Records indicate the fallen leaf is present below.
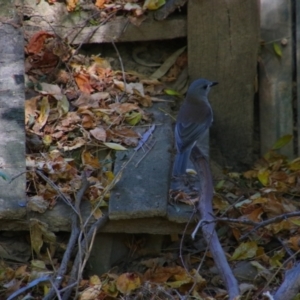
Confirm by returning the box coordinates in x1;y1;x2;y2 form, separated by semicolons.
31;259;47;269
110;103;140;114
60;137;86;151
33;96;50;132
66;0;78;11
103;143;127;151
27;195;49;213
74;72;94;94
37;83;61;95
151;46;186;79
43;134;52;147
116;273;141;294
82;150;101;169
25;96;39;124
90;126;107;142
273;42;282;58
164;89;182;97
125;111;142;125
79;285;102;300
57;95;70;116
95;0;105;8
257;168;270;186
26;31;55;55
272;134;292;150
230;241;258;260
124;3;142;11
269;249;285;267
0;171;10;181
113;79;145;96
288;236;300;251
143;0;165;10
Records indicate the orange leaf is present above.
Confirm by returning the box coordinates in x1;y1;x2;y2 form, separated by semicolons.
116;273;141;295
25;96;39;125
246;207;263;222
33;96;50;132
26;31;55;54
110;103;140;114
81;114;95;129
95;0;105;8
74;73;94;94
66;0;78;11
81;150;101;169
288;236;300;251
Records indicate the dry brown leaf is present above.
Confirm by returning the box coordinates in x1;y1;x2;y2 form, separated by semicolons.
116;273;141;295
90;126;107;142
33;96;50;132
25;96;39;125
82;150;101;169
66;0;78;11
26;31;55;55
110;103;140;114
95;0;106;8
74;73;94;94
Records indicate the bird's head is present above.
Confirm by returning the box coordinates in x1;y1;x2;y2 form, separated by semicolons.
187;78;218;100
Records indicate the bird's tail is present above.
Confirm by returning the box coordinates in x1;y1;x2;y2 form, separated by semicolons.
172;150;191;177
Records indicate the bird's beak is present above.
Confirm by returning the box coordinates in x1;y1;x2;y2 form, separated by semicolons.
210;81;218;87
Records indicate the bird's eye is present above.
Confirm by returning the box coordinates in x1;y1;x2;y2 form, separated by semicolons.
203;85;208;89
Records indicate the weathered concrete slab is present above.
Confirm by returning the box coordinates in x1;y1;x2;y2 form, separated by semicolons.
260;0;293;157
0;201;195;234
23;0;186;44
188;0;259;169
0;2;27;219
109;103;173;220
167;203;194;223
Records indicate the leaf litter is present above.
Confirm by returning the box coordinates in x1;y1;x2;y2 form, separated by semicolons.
6;11;300;299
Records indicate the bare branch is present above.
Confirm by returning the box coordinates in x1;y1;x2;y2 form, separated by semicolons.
190;146;240;300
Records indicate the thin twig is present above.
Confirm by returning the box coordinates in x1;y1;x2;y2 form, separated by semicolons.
135;139;156;167
179;208;196;270
49;279;63;300
35;169;78;215
111;40;127;102
8;171;27;184
69;11;117;58
158;107;176;121
61;214;109;300
43;174;90;300
240;211;300;240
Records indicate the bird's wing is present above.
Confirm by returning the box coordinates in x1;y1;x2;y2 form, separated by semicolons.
175;121;210;153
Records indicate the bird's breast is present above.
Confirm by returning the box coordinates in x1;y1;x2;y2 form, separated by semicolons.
177;101;212;125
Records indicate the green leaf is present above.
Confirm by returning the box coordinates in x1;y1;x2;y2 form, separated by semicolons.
103;143;127;151
164;89;182;97
31;259;47;270
272;134;293;150
143;0;166;10
290;158;300;171
269;249;284;267
0;171;9;181
230;241;258;260
125;111;142;126
273;42;282;57
290;218;300;226
257;168;270;186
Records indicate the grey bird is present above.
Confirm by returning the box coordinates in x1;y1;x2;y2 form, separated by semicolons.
172;78;218;177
